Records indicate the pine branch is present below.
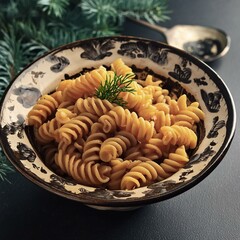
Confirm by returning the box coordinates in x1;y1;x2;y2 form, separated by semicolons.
119;0;171;24
79;0;171;34
0;26;45;82
37;0;70;18
80;0;119;25
0;147;14;183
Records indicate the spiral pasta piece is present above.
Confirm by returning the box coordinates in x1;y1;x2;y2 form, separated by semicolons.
124;145;143;160
41;143;64;175
137;74;162;87
90;122;105;134
55;108;76;124
56;80;75;91
74;97;115;116
137;100;171;128
57;112;98;144
55;147;111;186
36;118;61;143
159;145;189;178
99;131;138;162
161;125;197;149
138;75;169;104
62;66;108;101
71;160;111;186
51;91;64;105
154;102;170;113
73;137;85;155
126;137;174;162
171;95;205;128
27;94;59;127
118;79;152;111
82;132;108;162
58;101;75;111
55;141;82;175
35;108;77;144
98;106;155;142
119;91;151;112
119;78;156;113
154;111;172;131
121;146;189;189
153;88;169;104
111;58;134;77
107;158;132;190
141;138;163;160
121;160;163;190
174;103;205;125
167;97;182;115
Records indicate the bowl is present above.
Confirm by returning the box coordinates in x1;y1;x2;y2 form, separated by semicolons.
0;36;236;210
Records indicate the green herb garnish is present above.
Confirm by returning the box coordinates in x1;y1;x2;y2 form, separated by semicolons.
96;73;136;107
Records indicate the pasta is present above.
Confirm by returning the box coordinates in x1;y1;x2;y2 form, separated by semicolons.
74;97;116;116
27;93;60;127
57;112;98;144
55;146;111;186
121;160;163;190
70;160;111;186
41;143;64;175
111;58;134;77
82;131;108;162
98;106;155;141
99;131;138;162
36;118;61;144
62;66;110;101
159;145;189;178
108;159;132;190
27;58;204;190
161;125;197;149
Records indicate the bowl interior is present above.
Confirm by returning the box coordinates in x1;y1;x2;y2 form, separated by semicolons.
0;36;236;207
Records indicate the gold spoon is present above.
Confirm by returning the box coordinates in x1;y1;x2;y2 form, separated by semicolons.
130;18;231;62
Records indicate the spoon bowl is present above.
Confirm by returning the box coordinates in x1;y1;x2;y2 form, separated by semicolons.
131;18;231;62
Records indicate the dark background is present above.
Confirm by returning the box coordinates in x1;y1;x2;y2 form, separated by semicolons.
1;0;240;239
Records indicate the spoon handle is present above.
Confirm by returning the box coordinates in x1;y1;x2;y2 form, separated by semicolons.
128;17;168;35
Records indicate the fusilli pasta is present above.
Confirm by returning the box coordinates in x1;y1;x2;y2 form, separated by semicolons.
28;58;204;190
74;97;115;116
99;131;137;162
27;93;59;127
62;66;109;101
98;106;155;141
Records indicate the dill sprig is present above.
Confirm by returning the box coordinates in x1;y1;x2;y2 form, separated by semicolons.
95;73;136;107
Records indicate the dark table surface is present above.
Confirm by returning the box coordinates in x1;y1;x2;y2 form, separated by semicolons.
1;0;240;239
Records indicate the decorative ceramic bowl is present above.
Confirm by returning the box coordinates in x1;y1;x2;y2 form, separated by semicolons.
0;36;236;210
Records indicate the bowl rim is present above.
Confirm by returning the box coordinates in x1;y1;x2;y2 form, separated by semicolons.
0;35;237;207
